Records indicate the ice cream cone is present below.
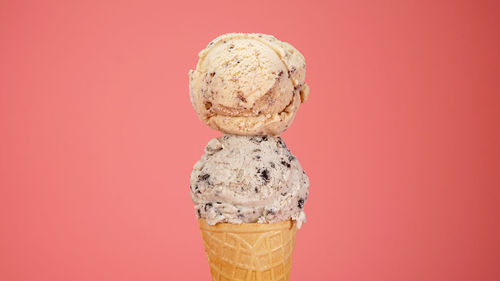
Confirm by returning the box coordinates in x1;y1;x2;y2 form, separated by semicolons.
198;219;297;281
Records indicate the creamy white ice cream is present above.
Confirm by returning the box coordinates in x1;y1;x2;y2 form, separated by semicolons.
190;135;309;228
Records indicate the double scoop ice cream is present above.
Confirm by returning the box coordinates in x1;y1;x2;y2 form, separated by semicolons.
189;33;310;281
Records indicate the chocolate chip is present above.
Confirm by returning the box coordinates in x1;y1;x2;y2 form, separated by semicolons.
298;198;305;209
237;92;247;102
277;137;286;148
204;203;212;211
288;155;296;161
255;187;259;193
260;168;270;182
209;72;215;77
197;209;201;217
199;174;210;181
278;70;284;77
270;162;275;168
267;209;275;215
281;192;287;196
280;160;291;168
229;44;234;49
255;155;261;160
216;202;222;204
253;149;261;152
250;136;268;143
204;102;212;110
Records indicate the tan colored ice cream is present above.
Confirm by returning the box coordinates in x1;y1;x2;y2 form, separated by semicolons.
189;33;309;136
190;135;309;228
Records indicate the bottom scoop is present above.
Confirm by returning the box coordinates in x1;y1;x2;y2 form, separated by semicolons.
190;134;309;228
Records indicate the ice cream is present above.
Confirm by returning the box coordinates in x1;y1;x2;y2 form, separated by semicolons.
190;134;309;228
189;33;310;136
188;33;310;281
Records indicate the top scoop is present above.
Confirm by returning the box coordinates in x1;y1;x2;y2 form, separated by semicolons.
189;33;309;136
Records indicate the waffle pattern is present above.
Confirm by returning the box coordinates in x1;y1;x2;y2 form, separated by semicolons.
198;219;297;281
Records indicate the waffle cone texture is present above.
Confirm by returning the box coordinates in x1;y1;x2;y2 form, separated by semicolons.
198;219;297;281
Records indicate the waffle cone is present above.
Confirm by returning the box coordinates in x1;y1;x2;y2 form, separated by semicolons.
198;219;297;281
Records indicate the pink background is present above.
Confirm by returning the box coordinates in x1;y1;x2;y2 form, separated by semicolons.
1;0;499;280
